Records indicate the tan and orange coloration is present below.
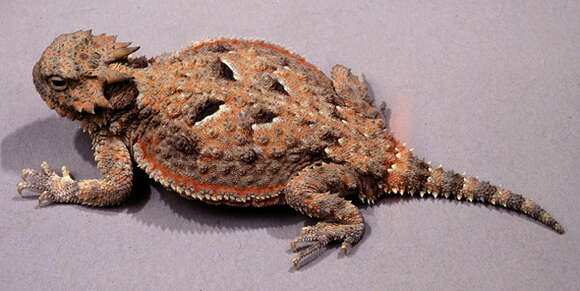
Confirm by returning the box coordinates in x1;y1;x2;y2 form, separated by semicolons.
18;30;564;269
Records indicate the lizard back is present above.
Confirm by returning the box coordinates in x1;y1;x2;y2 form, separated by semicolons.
130;39;392;206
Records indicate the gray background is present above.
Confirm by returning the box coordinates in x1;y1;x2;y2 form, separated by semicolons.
1;1;579;290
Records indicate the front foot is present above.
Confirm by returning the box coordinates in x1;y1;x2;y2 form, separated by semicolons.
17;161;78;205
290;222;364;269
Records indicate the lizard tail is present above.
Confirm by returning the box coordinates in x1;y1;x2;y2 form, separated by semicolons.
382;148;564;234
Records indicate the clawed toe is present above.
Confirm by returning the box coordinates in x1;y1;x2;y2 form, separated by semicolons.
40;161;56;176
38;191;52;206
291;240;327;269
17;162;71;205
290;222;362;269
18;165;49;197
61;166;71;178
341;242;350;255
21;168;40;181
17;181;32;196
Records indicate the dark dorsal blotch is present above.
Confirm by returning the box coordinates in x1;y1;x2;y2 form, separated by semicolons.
271;80;288;95
252;108;278;124
217;60;235;81
193;99;225;124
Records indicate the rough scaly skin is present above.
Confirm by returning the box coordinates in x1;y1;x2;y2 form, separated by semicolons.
18;30;564;269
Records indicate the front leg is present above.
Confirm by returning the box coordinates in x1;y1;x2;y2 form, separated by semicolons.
17;134;133;206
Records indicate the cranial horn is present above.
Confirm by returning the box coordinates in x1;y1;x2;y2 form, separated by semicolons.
115;42;132;48
111;46;140;61
104;69;133;84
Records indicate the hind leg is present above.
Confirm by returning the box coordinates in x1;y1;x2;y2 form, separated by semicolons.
331;64;372;103
285;162;365;268
331;64;385;120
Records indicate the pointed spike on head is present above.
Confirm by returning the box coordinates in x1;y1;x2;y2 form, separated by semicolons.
111;46;140;61
115;42;132;48
104;69;133;84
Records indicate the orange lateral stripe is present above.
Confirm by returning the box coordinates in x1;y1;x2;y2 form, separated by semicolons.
138;139;285;197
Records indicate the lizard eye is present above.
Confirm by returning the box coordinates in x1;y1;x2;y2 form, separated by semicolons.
48;75;67;91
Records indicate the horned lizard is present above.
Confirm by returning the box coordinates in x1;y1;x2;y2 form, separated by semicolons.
18;30;564;268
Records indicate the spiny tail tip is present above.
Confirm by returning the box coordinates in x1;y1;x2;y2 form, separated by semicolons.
554;223;565;234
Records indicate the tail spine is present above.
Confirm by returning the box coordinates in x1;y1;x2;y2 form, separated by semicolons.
381;145;564;234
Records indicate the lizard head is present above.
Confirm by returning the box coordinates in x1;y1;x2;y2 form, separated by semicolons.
33;30;140;120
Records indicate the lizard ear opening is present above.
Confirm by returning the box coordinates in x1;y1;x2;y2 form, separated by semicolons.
103;78;139;110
